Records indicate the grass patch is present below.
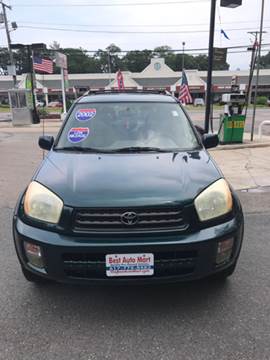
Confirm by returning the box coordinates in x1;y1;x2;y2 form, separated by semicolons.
0;106;10;112
45;107;62;113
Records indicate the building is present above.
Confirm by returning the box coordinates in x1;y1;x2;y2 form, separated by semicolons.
0;57;270;104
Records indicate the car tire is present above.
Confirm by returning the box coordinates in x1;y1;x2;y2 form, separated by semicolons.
212;262;237;280
21;267;52;284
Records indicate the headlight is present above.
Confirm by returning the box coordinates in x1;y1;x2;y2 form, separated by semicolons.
194;179;233;222
24;181;63;224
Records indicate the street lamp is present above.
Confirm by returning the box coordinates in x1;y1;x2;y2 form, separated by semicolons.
220;0;242;7
204;0;242;133
182;41;186;71
11;21;17;31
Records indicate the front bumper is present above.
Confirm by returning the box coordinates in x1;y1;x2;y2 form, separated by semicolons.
13;211;244;284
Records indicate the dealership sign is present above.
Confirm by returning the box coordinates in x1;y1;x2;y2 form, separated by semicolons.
213;48;228;63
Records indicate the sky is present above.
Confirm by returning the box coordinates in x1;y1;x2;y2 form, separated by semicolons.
2;0;270;71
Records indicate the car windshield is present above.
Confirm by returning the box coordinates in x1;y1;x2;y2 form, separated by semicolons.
55;101;199;152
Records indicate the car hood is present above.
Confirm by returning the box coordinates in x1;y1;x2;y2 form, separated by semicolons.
34;150;222;207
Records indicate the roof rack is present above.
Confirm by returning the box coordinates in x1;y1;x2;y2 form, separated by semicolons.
84;89;172;96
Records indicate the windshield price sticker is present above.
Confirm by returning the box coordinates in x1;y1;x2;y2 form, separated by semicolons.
68;127;90;143
106;253;154;277
75;108;96;122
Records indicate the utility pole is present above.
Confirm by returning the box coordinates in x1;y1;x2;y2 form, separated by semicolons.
245;38;258;117
1;1;16;87
205;0;243;133
250;0;266;141
204;0;216;133
60;68;67;113
182;42;185;71
245;32;264;117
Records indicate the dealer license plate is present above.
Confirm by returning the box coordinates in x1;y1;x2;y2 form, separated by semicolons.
105;253;154;277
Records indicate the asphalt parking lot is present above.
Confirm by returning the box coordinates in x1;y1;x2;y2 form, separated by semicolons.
0;131;270;360
1;107;270;135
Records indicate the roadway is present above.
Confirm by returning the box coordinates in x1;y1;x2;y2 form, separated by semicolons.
0;130;270;360
189;107;270;135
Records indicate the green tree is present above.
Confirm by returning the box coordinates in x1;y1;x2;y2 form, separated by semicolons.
194;55;208;70
7;42;232;75
49;41;61;50
260;51;270;68
14;48;31;74
164;53;196;71
122;50;153;72
153;45;172;57
0;47;30;75
0;47;10;73
94;44;122;73
213;60;230;70
60;48;101;73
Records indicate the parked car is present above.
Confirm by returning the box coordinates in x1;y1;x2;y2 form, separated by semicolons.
194;98;205;106
48;101;62;108
13;90;244;285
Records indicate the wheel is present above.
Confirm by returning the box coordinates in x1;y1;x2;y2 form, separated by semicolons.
21;267;52;284
212;262;237;281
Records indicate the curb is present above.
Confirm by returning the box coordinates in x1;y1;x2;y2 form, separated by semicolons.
214;141;270;150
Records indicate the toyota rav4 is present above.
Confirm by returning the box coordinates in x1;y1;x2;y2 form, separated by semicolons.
13;91;244;284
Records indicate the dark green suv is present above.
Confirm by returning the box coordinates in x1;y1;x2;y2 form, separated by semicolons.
13;91;244;284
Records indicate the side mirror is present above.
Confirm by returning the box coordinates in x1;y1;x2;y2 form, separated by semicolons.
194;125;205;137
202;133;219;149
38;136;54;151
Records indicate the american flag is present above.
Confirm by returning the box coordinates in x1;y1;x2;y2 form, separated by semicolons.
33;57;53;74
116;69;124;90
179;71;192;105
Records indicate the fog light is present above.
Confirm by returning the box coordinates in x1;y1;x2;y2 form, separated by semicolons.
24;242;44;269
216;238;234;265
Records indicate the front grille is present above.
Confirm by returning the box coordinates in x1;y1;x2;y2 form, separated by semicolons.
72;206;189;233
63;251;197;279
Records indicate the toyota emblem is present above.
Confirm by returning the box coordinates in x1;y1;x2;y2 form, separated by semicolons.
120;211;138;226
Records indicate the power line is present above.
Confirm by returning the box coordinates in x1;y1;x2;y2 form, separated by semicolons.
18;24;270;34
12;0;210;7
228;49;269;54
16;19;270;28
4;43;269;55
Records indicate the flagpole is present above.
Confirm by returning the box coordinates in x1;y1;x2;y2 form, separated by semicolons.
108;51;112;87
29;47;39;124
61;67;67;114
32;51;38;106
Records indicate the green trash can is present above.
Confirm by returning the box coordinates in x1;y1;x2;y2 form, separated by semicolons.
219;114;246;144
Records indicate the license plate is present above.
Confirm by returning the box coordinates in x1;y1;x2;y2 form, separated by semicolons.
105;253;154;277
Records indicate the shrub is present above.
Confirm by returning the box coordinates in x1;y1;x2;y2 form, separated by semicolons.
38;108;49;118
256;96;268;106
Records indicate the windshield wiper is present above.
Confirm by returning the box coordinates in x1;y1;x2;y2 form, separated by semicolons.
111;146;168;153
54;146;112;153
